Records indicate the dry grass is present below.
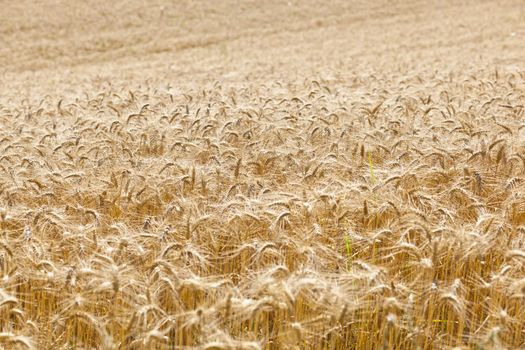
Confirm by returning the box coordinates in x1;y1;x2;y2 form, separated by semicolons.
0;0;525;349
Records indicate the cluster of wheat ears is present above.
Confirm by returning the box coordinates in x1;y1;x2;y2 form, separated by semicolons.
0;69;524;349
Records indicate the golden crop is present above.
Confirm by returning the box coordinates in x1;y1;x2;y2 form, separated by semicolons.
0;0;524;349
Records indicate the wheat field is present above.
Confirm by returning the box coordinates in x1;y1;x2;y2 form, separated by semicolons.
1;0;525;349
